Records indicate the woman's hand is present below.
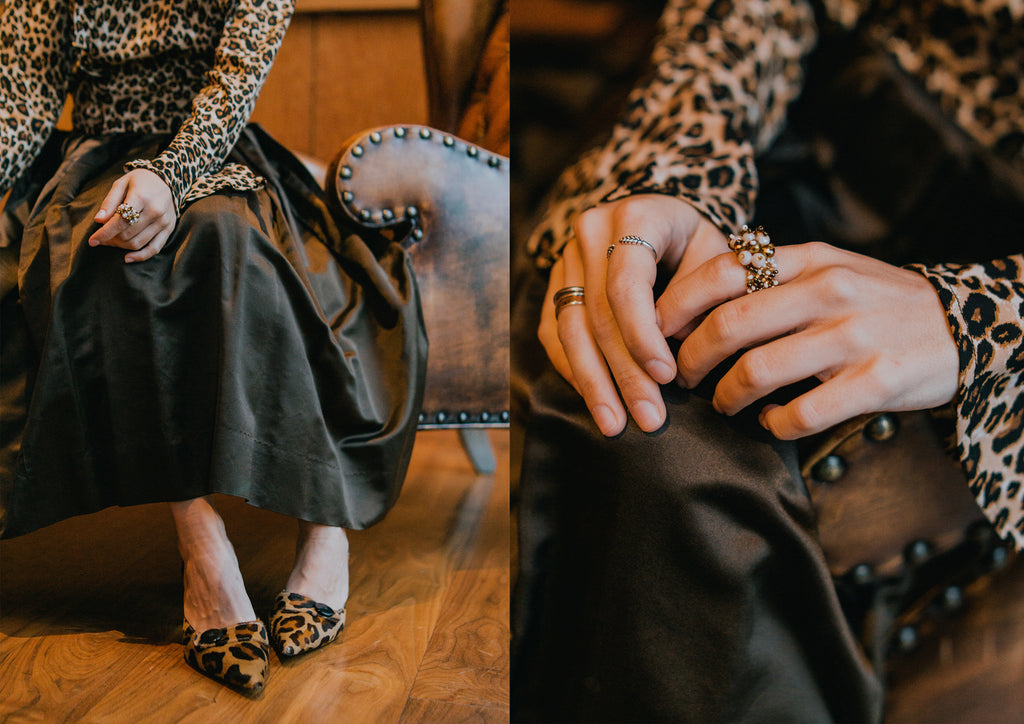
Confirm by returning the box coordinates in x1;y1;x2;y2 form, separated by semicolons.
657;241;960;439
88;169;176;263
537;194;730;435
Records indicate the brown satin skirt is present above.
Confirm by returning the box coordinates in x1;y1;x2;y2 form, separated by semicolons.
0;125;427;539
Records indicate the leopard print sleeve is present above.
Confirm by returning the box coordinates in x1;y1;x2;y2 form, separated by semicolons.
0;1;72;194
910;257;1024;549
526;0;818;269
124;0;295;209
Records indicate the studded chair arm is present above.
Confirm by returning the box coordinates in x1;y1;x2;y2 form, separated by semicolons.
327;125;510;431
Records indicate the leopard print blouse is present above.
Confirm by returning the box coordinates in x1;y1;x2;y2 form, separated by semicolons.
0;0;295;209
526;0;1024;550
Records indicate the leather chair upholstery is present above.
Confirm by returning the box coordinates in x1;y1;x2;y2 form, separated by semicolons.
327;126;510;470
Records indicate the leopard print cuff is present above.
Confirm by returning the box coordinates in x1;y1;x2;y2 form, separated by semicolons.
909;258;1024;551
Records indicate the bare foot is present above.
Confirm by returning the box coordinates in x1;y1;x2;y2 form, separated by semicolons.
285;521;349;610
170;498;256;632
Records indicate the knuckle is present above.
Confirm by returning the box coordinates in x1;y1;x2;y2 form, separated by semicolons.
705;304;742;344
733;351;769;391
817;265;859;302
788;398;823;436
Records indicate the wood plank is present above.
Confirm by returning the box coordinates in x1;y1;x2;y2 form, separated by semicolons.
0;430;509;721
252;17;316;156
308;14;429;161
400;697;509;723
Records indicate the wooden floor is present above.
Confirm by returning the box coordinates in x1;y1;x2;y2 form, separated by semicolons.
0;430;510;723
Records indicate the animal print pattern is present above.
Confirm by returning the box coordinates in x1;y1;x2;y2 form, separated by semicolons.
0;0;294;209
182;618;270;692
268;591;346;657
911;258;1024;551
526;0;1024;548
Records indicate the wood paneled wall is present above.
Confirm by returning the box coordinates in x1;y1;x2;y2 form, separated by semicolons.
252;1;430;162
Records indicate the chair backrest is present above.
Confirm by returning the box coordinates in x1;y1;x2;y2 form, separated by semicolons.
328;125;510;429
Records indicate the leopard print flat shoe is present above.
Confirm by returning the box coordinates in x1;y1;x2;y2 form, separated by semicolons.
268;590;346;657
182;618;270;692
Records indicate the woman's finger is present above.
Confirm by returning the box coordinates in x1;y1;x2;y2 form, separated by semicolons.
759;367;877;439
93;175;129;224
575;227;666;433
558;239;627;436
538;257;580;389
125;226;173;263
675;272;827;388
603;227;674;384
710;326;846;414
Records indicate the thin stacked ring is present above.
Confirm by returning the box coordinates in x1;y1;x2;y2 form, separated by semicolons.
728;225;778;293
553;286;586;319
606;234;657;261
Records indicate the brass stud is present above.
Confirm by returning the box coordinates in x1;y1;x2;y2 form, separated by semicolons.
382;209;394;221
369;131;382;144
941;585;964;612
443;136;454;147
480;411;491;422
500;411;509;422
457;412;469;423
435;411;447;424
417;412;425;423
341;191;354;203
488;156;501;168
352;145;363;157
420;128;432;139
360;209;371;221
895;625;918;653
849;563;873;586
865;413;898;442
406;206;419;218
339;166;352;179
395;127;407;138
412;228;424;240
811;454;846;484
904;539;933;566
467;146;479;158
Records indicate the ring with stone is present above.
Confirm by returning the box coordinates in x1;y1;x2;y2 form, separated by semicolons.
554;286;586;319
116;202;142;225
728;224;778;293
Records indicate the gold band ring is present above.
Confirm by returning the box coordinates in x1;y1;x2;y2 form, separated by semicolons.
728;225;778;293
554;286;586;319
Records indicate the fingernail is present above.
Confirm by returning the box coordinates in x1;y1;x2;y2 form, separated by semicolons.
645;359;675;384
88;238;99;246
95;210;107;221
593;404;618;436
633;400;663;432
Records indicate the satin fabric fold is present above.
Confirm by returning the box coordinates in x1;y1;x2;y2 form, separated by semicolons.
0;125;427;539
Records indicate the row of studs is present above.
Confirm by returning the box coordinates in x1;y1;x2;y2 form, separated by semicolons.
336;126;505;235
418;410;510;426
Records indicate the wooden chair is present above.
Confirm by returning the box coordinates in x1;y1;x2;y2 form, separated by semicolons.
299;126;510;475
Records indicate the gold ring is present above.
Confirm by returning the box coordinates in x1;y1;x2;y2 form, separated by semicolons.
554;286;586;319
728;225;778;293
116;202;142;225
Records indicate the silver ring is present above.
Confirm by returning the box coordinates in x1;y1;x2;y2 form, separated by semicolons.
727;225;778;293
116;202;142;225
607;235;657;261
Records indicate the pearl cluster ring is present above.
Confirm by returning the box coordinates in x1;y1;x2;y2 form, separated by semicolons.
728;225;778;293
